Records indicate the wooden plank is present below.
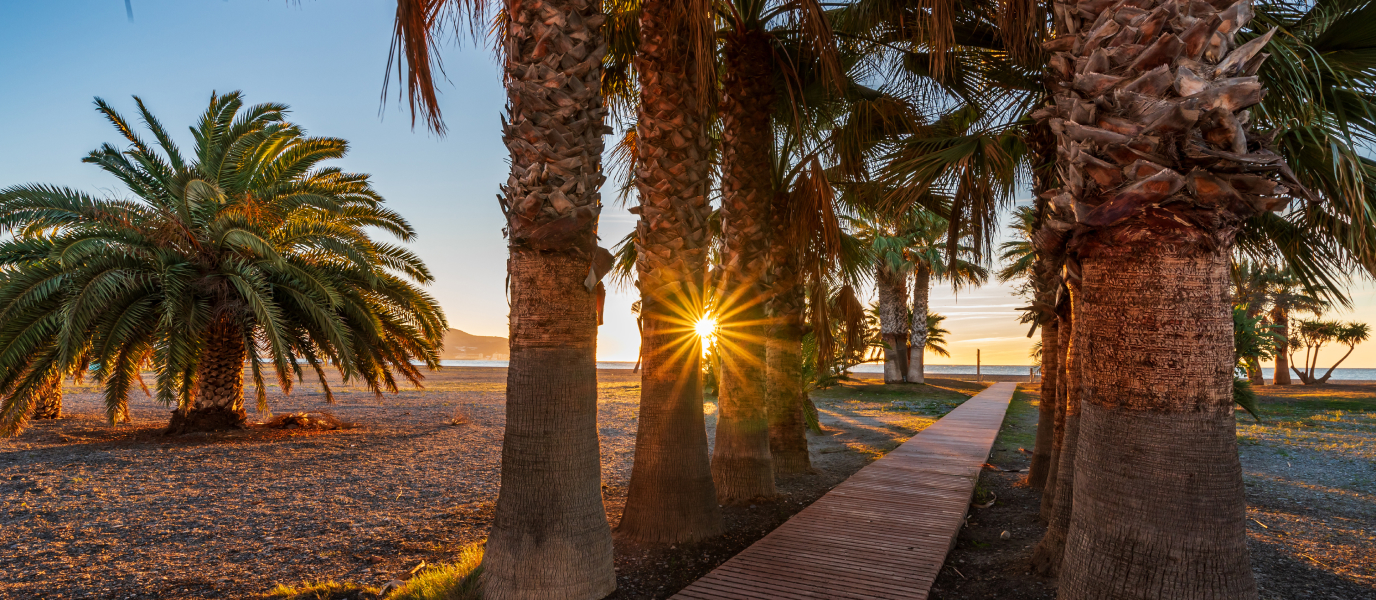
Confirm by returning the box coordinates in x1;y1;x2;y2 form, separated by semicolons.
671;382;1015;600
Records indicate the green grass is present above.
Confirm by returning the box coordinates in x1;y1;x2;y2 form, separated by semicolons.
1236;385;1376;460
266;543;483;600
266;581;381;600
811;377;990;418
387;543;483;600
992;387;1039;455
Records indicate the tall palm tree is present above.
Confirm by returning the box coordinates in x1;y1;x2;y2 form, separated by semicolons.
1263;269;1331;385
1026;0;1305;591
617;0;726;544
390;0;618;595
710;0;842;502
0;92;446;437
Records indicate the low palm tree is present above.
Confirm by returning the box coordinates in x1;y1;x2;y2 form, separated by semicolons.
1290;320;1371;385
0;92;446;436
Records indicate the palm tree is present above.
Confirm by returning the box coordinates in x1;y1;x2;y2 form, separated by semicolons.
391;0;618;595
1264;270;1331;385
904;214;987;384
1290;320;1370;385
710;0;843;503
616;0;726;544
0;92;446;438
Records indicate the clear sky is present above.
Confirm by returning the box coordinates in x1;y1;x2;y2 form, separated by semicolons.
2;1;1372;368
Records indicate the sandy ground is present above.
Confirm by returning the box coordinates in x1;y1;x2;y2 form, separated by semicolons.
0;368;987;600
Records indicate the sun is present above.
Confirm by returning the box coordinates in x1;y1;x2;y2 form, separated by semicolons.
694;315;718;341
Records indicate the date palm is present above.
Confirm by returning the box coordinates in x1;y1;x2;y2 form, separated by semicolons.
0;92;446;437
390;0;617;596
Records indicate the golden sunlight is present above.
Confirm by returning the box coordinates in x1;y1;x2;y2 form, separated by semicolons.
694;315;718;341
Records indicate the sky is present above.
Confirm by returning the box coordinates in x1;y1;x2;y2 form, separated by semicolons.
1;1;1373;368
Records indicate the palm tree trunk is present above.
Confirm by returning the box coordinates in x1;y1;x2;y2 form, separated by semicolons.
1039;309;1069;523
712;27;776;504
1031;284;1080;576
1272;308;1291;385
876;262;909;384
167;316;247;434
1061;247;1255;599
617;0;723;544
1316;345;1357;384
1246;358;1264;386
482;0;616;596
766;286;811;475
31;375;62;420
905;265;930;384
1028;319;1058;489
1038;0;1284;592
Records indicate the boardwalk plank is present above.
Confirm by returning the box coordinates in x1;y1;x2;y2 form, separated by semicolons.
671;382;1016;600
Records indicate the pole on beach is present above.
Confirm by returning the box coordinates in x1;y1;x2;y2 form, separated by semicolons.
977;349;981;382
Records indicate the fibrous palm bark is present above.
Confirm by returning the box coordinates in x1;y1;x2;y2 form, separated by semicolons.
483;0;617;597
1271;306;1290;385
1030;283;1080;576
167;317;247;435
905;265;930;384
765;237;811;475
1028;319;1058;489
1036;0;1293;594
876;262;909;384
618;0;724;544
713;27;778;504
31;376;62;420
1039;307;1069;523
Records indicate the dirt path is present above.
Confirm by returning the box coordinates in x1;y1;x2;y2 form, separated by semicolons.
0;369;987;600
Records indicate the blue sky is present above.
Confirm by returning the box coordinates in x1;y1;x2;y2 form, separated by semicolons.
2;1;1372;367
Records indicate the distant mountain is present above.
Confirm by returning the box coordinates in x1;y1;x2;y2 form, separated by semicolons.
441;329;508;360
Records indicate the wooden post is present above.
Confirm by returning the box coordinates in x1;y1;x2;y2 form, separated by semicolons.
977;349;981;382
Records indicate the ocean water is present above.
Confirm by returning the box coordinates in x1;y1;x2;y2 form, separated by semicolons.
437;361;1376;381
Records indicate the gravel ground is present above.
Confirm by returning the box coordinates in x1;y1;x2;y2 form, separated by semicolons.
0;368;988;600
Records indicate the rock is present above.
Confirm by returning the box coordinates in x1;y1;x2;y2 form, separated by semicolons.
368;555;385;564
1000;530;1011;540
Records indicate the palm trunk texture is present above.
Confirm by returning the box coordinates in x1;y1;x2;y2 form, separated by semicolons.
712;28;777;504
765;162;811;475
32;377;62;420
876;263;909;384
1039;309;1070;523
483;0;616;597
906;266;930;384
1036;0;1291;593
1272;308;1290;385
1029;319;1058;489
766;287;812;475
1031;284;1081;576
617;0;723;544
168;317;247;434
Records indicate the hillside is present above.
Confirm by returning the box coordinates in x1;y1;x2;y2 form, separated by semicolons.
441;329;508;360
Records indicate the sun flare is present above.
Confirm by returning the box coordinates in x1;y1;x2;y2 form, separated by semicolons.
694;315;718;341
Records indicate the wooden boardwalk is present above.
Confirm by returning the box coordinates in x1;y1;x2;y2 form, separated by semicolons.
673;381;1018;600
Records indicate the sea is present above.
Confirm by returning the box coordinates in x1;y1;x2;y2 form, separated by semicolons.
438;361;1376;381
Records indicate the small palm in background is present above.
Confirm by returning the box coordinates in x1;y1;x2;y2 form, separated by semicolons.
0;92;446;435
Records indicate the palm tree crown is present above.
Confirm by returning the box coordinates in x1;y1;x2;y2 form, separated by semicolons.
0;92;446;434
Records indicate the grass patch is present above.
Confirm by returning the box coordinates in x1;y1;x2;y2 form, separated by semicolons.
1237;384;1376;460
266;543;483;600
992;387;1039;455
387;543;483;600
267;581;380;600
811;377;988;418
